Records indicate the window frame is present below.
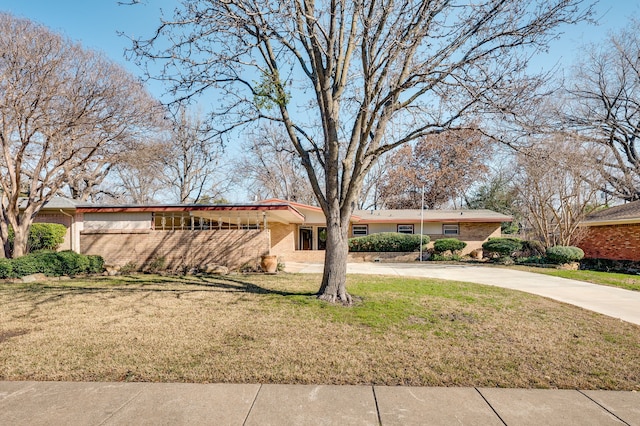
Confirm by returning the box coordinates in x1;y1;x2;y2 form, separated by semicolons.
442;224;459;236
397;224;414;234
352;224;368;236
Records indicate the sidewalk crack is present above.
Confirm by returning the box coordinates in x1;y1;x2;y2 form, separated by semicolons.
98;384;147;426
243;383;262;426
577;390;631;426
372;386;383;426
475;388;507;426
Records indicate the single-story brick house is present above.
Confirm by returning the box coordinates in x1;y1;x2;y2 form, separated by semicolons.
578;200;640;261
31;197;511;269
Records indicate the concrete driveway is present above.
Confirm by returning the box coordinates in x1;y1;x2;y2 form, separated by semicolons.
285;262;640;326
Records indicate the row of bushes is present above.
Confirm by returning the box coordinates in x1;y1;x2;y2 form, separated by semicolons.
348;233;471;254
482;237;584;265
0;251;105;279
348;232;429;252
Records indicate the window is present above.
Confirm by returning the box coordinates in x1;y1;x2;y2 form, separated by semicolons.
352;225;368;236
397;224;414;234
443;224;459;235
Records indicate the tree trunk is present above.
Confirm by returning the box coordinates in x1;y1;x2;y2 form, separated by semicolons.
12;224;29;258
0;218;9;258
317;209;352;305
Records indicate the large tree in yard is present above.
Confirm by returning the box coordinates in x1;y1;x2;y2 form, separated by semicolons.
0;13;160;257
130;0;592;303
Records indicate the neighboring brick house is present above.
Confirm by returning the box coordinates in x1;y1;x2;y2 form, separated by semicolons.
578;201;640;261
31;197;511;268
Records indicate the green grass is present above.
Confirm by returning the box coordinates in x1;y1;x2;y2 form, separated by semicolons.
512;266;640;291
1;273;639;390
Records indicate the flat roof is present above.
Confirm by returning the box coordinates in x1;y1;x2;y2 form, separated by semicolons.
77;203;306;224
353;209;512;223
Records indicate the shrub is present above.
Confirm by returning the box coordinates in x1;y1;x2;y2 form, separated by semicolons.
433;238;467;254
119;261;138;274
28;223;67;252
56;250;90;275
30;251;64;276
348;232;429;252
0;251;104;278
430;253;462;261
546;246;584;264
516;255;545;265
10;254;43;277
521;240;545;257
87;255;105;274
8;223;67;254
145;256;166;273
482;237;523;257
0;259;13;278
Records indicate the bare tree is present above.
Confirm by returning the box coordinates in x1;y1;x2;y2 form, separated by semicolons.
358;154;390;211
160;107;226;203
112;141;167;204
379;130;491;209
564;20;640;201
236;125;316;204
515;137;603;248
130;0;592;303
0;13;161;257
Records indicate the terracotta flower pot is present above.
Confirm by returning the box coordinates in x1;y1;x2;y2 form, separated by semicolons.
260;255;278;273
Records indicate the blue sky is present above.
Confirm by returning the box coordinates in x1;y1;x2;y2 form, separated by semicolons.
1;1;639;202
2;0;639;101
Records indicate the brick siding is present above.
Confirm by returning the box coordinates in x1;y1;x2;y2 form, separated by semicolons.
578;224;640;261
80;229;270;270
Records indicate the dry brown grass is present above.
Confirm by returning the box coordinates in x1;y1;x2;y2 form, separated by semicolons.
1;273;639;390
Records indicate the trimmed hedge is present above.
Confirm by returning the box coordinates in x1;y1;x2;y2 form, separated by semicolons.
433;238;467;254
546;246;584;264
0;251;105;279
482;237;523;257
348;232;429;252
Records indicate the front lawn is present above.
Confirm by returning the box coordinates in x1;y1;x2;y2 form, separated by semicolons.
1;274;639;390
512;266;640;291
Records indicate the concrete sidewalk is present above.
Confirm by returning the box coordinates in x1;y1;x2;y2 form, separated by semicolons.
285;262;640;325
2;381;639;425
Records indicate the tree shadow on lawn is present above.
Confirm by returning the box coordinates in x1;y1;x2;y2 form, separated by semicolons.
17;274;315;298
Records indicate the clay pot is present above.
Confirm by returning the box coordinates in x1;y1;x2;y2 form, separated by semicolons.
260;255;278;273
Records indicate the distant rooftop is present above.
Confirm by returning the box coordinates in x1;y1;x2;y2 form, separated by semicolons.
582;200;640;225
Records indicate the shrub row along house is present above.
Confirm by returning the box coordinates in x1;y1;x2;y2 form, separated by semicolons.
31;197;512;270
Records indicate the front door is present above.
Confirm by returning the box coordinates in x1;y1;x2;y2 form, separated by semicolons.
300;227;313;250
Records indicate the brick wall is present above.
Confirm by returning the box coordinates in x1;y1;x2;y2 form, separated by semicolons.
578;224;640;261
269;222;296;256
80;229;270;270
